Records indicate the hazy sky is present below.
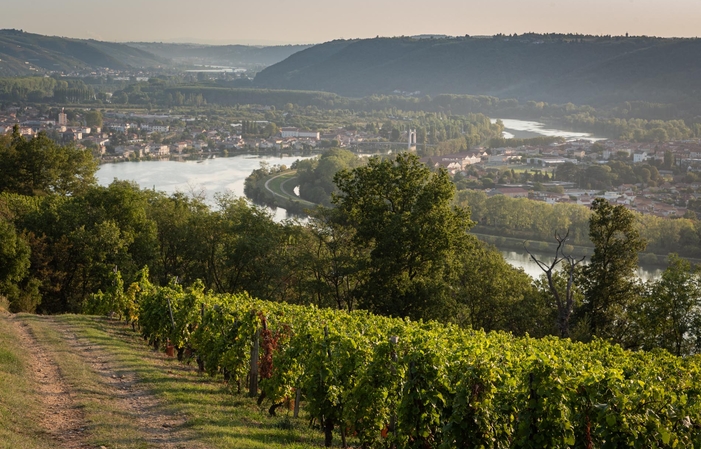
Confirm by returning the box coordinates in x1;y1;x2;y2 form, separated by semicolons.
2;0;700;44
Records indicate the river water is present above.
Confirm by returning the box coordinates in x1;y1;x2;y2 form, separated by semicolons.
491;118;606;141
96;154;308;221
501;251;662;281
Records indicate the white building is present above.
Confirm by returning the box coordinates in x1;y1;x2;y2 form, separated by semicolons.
603;148;633;160
633;151;648;163
141;124;170;133
280;127;320;140
110;123;133;133
149;144;170;156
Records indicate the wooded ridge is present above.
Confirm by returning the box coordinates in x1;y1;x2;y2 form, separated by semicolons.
254;35;701;106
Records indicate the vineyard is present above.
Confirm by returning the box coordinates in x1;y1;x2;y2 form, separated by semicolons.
98;269;701;449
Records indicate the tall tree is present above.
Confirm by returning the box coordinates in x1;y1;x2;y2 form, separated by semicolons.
634;254;701;356
84;110;103;129
0;218;35;312
332;152;473;320
454;240;542;334
577;198;646;344
0;126;97;196
300;207;367;311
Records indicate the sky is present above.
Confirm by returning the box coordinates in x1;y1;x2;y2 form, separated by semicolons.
2;0;700;45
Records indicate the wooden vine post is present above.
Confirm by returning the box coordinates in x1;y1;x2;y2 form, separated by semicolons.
389;335;399;447
322;325;336;448
165;297;176;357
249;326;261;397
293;383;301;418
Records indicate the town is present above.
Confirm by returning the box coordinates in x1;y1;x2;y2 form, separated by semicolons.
2;104;700;219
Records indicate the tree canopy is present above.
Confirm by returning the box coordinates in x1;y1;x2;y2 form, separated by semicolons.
578;198;647;343
0;125;97;196
332;153;474;319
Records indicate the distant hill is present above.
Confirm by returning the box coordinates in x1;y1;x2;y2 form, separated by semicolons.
126;43;312;69
253;36;701;106
0;30;310;76
0;29;166;75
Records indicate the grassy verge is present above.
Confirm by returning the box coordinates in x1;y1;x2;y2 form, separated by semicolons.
24;314;325;448
19;314;153;448
0;312;52;449
267;171;316;207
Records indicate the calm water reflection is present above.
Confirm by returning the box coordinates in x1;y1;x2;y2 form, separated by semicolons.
97;154;310;221
501;250;663;281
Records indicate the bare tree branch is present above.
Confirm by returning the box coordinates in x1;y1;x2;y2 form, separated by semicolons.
525;229;585;338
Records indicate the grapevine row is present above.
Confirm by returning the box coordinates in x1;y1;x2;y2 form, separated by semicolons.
101;271;701;449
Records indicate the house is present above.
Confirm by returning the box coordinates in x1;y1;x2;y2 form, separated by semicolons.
527;157;571;167
488;154;520;165
171;142;188;153
61;131;82;141
114;145;146;158
531;191;570;204
149;144;170;156
603;148;632;160
109;123;133;133
141;124;170;133
633;151;648;163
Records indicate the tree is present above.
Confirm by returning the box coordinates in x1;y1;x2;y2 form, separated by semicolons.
577;198;647;344
84;110;103;129
0;126;97;196
263;122;279;137
526;230;585;338
390;128;401;141
663;151;674;169
0;218;36;312
210;194;293;302
332;153;473;320
299;207;367;311
634;254;701;355
298;149;363;206
454;240;542;334
555;162;580;183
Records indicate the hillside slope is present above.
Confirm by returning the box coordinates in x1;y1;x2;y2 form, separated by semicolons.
0;29;165;75
254;36;701;105
127;42;311;69
0;30;308;76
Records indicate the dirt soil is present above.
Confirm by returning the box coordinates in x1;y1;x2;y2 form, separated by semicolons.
9;315;88;449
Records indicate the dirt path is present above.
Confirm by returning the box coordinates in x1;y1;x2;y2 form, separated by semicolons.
53;318;204;449
8;315;88;449
10;315;205;449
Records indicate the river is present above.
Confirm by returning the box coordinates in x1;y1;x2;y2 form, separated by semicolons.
501;250;662;282
491;118;606;141
96;154;308;221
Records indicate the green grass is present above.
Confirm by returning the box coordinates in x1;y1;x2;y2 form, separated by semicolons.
266;171;317;207
22;314;326;448
0;313;52;449
19;314;151;448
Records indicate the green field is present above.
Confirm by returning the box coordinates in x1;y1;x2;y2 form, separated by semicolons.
265;171;317;207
